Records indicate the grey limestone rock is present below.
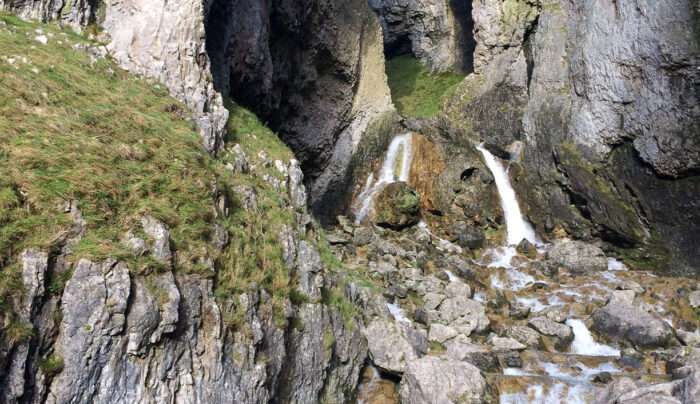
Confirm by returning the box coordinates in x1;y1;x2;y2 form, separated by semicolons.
399;356;487;404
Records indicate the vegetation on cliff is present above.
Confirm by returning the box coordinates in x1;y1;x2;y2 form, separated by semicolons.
385;54;463;117
0;12;307;326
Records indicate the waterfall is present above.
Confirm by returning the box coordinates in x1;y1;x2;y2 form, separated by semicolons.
354;133;414;224
566;319;620;357
476;144;537;245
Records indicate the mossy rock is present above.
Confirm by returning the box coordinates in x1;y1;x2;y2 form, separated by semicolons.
375;182;420;229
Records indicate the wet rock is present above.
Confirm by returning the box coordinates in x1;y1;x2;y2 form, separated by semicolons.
399;356;487;404
591;301;676;348
364;320;426;375
486;333;527;352
505;326;542;349
516;238;537;259
451;221;486;250
141;216;172;263
594;371;613;384
498;351;523;368
546;240;607;274
509;304;531;320
375;182;420;229
445;335;499;372
527;317;574;351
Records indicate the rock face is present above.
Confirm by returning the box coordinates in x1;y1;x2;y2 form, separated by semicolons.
440;0;700;276
591;300;676;348
205;0;396;217
399;356;487;404
367;0;476;72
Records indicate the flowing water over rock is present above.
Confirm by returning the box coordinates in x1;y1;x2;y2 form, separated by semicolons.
476;145;536;245
354;133;414;224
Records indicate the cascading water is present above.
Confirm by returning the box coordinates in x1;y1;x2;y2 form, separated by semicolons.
354;133;414;224
476;144;537;245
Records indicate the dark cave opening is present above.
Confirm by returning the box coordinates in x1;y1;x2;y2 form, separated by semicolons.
450;0;476;74
383;32;413;58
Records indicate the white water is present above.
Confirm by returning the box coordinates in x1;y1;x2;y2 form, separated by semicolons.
354;134;414;224
566;319;620;357
387;302;412;325
443;269;459;282
606;258;628;271
477;145;537;245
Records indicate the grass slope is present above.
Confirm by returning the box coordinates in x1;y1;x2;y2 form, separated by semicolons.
385;54;464;117
0;13;298;324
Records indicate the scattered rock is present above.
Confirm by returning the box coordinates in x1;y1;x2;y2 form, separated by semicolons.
352;227;375;246
451;221;485;249
516;238;537;259
399;356;487;404
428;324;458;344
486;333;527;351
688;291;700;309
591;301;676;348
546;240;607;274
594;371;613;384
505;326;542;349
120;230;149;257
325;234;348;245
141;216;172;263
363;319;426;374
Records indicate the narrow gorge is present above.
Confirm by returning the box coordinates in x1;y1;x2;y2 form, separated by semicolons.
0;0;698;403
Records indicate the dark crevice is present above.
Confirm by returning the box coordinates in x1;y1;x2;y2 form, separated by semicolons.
449;0;475;74
522;14;539;94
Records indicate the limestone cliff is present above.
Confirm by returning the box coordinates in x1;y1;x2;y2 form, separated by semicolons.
439;0;699;276
205;0;397;219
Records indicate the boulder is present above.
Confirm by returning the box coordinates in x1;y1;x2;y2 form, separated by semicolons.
428;324;458;344
505;326;542;349
516;238;537;259
528;316;574;351
444;335;499;372
591;301;675;348
399;356;487;404
437;296;490;336
486;333;527;352
375;182;420;229
451;221;486;250
546;240;607;274
363;319;426;374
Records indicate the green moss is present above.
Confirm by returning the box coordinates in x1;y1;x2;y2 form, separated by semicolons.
385;55;464;117
394;191;419;211
323;328;335;350
428;341;446;352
